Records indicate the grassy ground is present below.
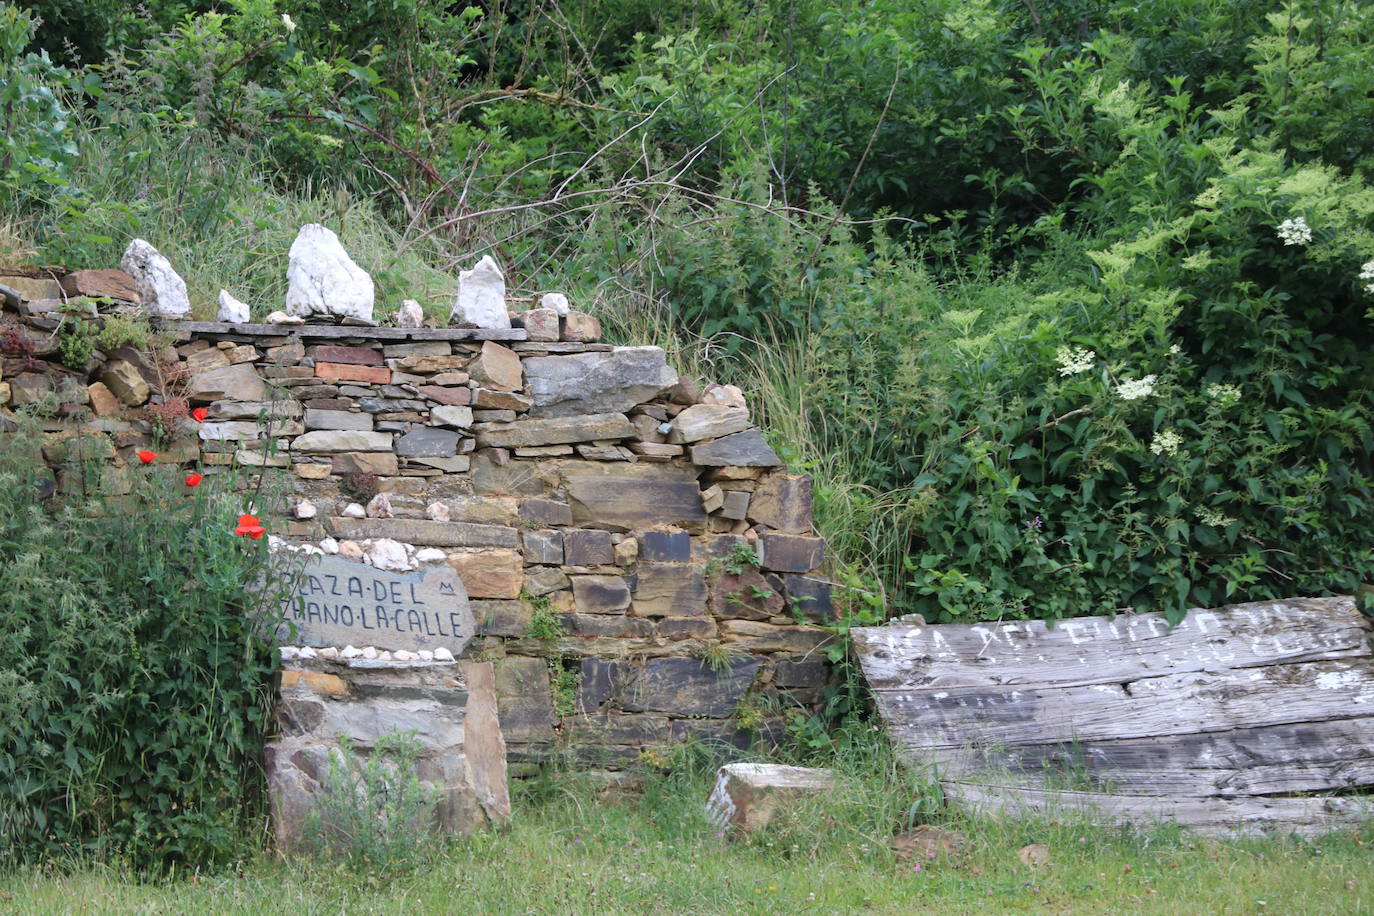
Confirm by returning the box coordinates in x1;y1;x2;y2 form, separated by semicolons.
4;762;1372;916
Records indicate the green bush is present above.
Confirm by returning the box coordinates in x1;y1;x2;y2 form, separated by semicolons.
0;410;295;869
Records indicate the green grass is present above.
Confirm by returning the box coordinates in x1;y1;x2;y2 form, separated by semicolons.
4;763;1372;915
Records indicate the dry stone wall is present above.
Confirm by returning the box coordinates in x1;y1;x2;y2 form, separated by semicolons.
0;276;835;770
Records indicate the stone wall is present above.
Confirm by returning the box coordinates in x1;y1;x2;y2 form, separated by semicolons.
0;281;835;769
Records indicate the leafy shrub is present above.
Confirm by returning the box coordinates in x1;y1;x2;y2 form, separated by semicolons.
0;411;295;869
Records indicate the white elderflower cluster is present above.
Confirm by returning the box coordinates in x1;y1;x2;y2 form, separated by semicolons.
1115;375;1157;401
1150;429;1182;457
1056;346;1096;377
1206;382;1242;406
1276;216;1312;246
1360;260;1374;294
1168;343;1182;356
282;13;296;32
1197;507;1238;528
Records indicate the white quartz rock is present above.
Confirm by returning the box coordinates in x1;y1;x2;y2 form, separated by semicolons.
122;238;190;317
342;502;366;519
415;547;447;564
298;646;318;659
418;650;435;661
433;647;455;662
337;539;364;562
265;310;305;325
294;499;317;520
280;646;299;660
285;224;375;322
425;501;450;522
450;255;510;329
320;537;340;555
363;537;411;572
318;647;340;659
539;292;570;316
396;299;425;328
341;645;362;658
361;646;378;659
365;492;393;519
216;289;251;323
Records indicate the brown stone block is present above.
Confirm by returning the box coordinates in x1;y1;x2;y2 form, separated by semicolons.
468;341;523;391
632;564;708;618
720;619;832;653
557;613;655;639
315;362;391;384
280;669;348;697
561;462;707;532
449;549;523;599
749;473;813;534
712;568;783;621
562;312;601;342
563;528;614;566
60;268;139;302
308;345;383;365
418;385;472;406
759;533;824;573
570;574;631;613
330;451;400;476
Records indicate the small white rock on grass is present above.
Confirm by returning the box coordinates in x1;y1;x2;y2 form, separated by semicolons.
217;289;251;323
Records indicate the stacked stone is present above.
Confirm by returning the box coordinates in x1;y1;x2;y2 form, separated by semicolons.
0;278;836;771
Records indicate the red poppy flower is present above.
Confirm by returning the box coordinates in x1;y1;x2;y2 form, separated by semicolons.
233;513;266;539
136;450;157;464
185;473;204;487
191;407;208;422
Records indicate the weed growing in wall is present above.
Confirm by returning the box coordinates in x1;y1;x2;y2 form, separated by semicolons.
303;731;440;875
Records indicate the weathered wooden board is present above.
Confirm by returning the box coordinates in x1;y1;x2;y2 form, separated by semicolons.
871;659;1374;749
854;597;1367;690
928;718;1374;797
854;596;1374;833
942;782;1374;837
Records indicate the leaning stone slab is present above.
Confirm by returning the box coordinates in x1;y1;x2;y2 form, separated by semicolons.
524;347;677;418
474;413;634;448
706;763;836;832
690;429;783;467
278;553;475;655
759;533;825;573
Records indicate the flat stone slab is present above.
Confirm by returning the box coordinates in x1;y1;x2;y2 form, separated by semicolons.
706;763;836;831
167;320;527;341
690;429;782;467
279;554;475;654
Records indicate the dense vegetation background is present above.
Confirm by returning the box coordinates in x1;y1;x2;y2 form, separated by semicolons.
4;0;1373;627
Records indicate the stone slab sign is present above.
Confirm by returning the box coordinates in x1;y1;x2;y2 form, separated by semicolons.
281;554;475;654
854;596;1374;836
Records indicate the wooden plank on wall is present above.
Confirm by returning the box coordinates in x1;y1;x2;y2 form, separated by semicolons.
854;596;1369;691
871;659;1374;749
942;782;1374;837
923;718;1374;798
855;595;1374;833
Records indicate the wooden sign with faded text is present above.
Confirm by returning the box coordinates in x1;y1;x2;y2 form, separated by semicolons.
278;554;475;654
854;596;1374;835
